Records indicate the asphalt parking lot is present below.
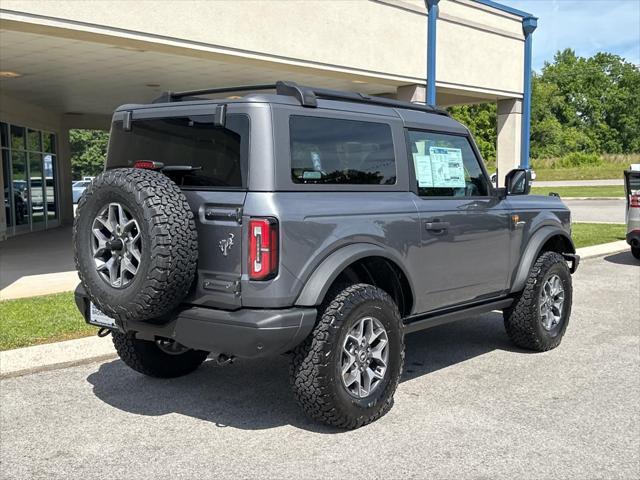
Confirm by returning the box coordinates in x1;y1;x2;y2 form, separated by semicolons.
1;253;639;479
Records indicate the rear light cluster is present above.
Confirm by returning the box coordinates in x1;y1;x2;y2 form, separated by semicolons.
134;160;163;170
248;218;279;280
630;193;640;208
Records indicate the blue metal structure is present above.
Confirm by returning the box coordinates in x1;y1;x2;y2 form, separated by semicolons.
425;0;439;105
425;0;538;168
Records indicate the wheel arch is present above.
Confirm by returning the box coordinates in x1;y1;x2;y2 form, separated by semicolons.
294;243;415;317
510;225;575;294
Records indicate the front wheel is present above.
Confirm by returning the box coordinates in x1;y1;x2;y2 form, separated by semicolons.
631;246;640;260
504;251;573;352
112;332;209;378
290;284;404;429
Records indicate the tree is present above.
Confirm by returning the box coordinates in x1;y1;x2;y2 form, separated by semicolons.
448;102;497;166
70;129;109;179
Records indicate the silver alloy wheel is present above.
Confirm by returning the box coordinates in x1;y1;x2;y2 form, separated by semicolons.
91;202;142;288
539;274;565;331
341;316;389;398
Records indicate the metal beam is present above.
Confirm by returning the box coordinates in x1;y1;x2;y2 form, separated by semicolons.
520;16;537;168
425;0;440;105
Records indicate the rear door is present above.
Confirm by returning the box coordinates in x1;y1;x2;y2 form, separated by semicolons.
106;110;250;309
406;129;511;312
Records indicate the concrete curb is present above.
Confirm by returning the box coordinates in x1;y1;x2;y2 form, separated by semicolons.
576;240;630;260
0;241;633;379
0;335;116;379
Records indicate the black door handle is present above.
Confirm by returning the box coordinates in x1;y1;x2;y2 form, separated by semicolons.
424;221;450;232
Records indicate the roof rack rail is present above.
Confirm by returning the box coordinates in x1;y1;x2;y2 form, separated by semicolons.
153;80;449;116
153;84;277;103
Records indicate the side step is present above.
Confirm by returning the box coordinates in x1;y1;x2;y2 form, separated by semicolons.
403;298;513;334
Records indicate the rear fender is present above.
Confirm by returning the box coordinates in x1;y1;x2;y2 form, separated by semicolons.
294;243;414;307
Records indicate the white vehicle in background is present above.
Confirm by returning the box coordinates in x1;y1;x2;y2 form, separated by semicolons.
624;165;640;260
72;179;93;204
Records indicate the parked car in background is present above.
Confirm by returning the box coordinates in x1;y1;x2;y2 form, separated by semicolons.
624;166;640;260
72;179;92;204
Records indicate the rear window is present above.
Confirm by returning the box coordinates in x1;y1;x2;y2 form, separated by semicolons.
107;114;249;188
290;116;396;185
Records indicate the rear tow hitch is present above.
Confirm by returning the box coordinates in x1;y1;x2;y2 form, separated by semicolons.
97;327;113;338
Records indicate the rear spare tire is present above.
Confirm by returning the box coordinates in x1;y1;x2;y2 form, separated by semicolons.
74;168;197;322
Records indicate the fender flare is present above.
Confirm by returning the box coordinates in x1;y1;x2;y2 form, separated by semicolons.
510;225;576;293
294;243;414;307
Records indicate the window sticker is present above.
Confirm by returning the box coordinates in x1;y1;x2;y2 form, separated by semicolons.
413;154;433;187
428;147;465;188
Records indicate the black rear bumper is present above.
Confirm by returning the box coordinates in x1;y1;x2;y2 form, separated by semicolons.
74;285;317;358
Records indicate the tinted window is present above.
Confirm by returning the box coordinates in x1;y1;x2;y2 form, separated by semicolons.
407;131;490;197
290;116;396;185
107;114;249;188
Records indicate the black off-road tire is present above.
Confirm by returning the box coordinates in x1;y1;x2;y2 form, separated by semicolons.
74;168;197;323
631;246;640;260
503;251;573;352
112;332;209;378
290;284;404;429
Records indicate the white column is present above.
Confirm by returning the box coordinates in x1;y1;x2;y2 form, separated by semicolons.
496;99;522;186
396;84;426;104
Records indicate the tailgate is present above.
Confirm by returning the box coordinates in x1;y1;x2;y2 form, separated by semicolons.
182;190;247;309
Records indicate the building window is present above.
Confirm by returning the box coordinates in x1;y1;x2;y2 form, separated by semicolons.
1;121;59;235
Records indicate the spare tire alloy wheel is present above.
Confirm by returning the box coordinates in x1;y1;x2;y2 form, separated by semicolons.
74;168;198;323
91;203;142;288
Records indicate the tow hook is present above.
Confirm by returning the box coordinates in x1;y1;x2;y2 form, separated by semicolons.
216;353;235;366
97;327;112;338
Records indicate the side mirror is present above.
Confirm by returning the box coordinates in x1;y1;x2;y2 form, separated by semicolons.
505;168;532;195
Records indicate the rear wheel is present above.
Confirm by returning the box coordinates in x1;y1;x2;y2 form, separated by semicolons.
503;251;572;351
632;246;640;260
112;332;209;378
290;284;404;429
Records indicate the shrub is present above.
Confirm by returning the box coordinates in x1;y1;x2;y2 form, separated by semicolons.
554;152;603;169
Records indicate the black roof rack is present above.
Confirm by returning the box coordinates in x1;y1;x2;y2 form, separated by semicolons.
153;80;449;117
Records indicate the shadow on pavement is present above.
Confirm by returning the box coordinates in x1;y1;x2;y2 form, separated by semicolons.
87;312;523;432
603;251;638;266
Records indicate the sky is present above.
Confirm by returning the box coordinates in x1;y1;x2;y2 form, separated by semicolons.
502;0;640;70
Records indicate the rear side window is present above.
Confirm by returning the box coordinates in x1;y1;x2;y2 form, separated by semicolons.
407;130;490;197
290;116;396;185
107;114;249;188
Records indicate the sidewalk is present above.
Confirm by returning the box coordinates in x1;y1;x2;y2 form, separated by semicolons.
0;270;79;300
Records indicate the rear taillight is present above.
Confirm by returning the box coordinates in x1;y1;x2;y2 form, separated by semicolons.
134;160;163;170
630;194;640;208
248;218;279;280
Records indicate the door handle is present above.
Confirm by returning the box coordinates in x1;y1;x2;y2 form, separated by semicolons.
424;221;450;232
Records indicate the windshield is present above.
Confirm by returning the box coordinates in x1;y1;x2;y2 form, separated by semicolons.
106;114;249;188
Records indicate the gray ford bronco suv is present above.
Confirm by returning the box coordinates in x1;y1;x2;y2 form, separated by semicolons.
73;81;579;429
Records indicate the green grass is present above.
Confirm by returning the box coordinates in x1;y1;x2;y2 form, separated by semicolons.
571;223;627;249
531;185;624;198
0;292;94;351
534;165;628;181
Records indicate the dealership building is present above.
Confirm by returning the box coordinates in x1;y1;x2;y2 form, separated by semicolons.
0;0;536;240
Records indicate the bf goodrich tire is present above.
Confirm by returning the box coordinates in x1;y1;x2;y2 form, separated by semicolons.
112;332;208;378
74;168;197;323
290;284;404;429
503;251;573;352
